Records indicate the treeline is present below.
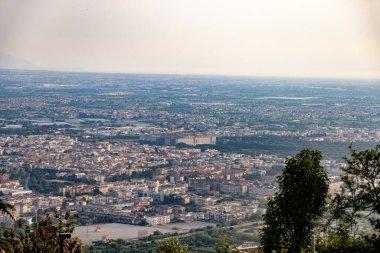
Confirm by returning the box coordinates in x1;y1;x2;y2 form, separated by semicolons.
77;135;139;143
29;169;95;194
107;168;155;182
107;163;171;182
0;167;29;182
200;135;378;160
0;167;98;194
0;124;68;136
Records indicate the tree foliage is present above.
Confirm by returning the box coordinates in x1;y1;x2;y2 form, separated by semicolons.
319;144;380;252
0;199;15;220
260;150;329;253
155;238;188;253
0;209;82;253
214;235;239;253
330;144;380;232
316;232;380;253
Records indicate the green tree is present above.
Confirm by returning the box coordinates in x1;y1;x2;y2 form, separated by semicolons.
215;235;229;253
320;145;380;252
0;209;82;253
260;150;329;253
215;235;239;253
155;238;188;253
153;230;163;236
331;144;380;232
0;199;15;220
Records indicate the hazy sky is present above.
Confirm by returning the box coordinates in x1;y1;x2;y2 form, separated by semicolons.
1;0;380;78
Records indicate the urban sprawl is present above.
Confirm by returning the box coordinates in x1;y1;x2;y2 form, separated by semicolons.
1;70;380;246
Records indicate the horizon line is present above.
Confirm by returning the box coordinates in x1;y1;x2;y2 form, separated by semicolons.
1;67;380;82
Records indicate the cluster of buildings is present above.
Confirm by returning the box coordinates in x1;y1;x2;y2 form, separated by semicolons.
0;135;284;186
208;125;380;143
302;126;380;142
189;178;277;199
1;69;379;253
0;176;64;224
139;134;216;146
0;134;282;226
0;127;351;229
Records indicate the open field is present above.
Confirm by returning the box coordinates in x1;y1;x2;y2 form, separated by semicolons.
73;221;215;244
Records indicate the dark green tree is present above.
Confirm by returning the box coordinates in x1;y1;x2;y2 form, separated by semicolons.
331;144;380;231
0;199;15;220
0;209;82;253
320;145;380;252
155;238;188;253
215;235;229;253
260;150;329;253
215;235;239;253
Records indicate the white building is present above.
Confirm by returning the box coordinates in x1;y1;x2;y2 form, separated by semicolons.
145;215;171;225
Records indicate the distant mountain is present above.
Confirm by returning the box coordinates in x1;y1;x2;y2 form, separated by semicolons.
0;53;35;70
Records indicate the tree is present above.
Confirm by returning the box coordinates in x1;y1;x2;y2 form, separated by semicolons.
260;150;329;253
0;199;15;220
321;145;380;252
332;144;380;231
153;230;163;236
215;235;229;253
215;235;239;253
155;238;188;253
0;209;83;253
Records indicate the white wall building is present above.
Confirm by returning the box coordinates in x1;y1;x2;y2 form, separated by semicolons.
145;215;171;225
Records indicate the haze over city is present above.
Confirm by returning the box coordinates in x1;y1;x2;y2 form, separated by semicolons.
1;0;380;78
